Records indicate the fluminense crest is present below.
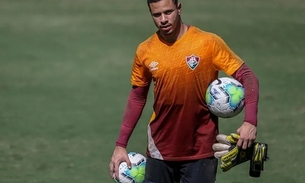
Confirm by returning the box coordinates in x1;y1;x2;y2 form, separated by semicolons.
186;54;200;70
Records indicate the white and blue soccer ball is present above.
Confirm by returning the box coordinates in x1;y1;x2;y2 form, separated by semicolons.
114;152;146;183
205;77;245;118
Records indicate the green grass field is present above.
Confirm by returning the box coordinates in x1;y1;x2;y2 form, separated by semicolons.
0;0;304;182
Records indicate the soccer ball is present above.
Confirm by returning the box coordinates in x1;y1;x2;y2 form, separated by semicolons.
114;152;146;183
205;77;245;118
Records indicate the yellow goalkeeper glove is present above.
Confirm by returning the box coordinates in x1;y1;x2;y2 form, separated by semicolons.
212;133;252;172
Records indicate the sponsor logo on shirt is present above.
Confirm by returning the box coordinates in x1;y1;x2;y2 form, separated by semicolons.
149;61;158;71
186;54;200;70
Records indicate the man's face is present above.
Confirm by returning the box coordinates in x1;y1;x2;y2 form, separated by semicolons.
149;0;181;35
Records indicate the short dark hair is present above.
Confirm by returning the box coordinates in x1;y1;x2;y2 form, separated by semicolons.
147;0;178;7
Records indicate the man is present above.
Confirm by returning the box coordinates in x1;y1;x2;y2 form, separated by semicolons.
109;0;259;182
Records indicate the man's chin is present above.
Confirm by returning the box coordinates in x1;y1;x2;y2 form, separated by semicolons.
160;29;173;35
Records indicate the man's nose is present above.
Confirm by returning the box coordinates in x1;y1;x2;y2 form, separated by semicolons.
160;14;168;24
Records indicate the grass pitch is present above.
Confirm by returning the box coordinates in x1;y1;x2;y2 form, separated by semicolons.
0;0;304;182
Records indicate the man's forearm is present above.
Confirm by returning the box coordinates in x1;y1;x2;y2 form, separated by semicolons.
232;64;259;126
116;86;149;147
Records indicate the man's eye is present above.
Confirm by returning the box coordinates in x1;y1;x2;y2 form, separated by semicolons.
164;11;172;15
152;13;161;17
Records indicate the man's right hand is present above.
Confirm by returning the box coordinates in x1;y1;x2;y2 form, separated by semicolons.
109;146;131;180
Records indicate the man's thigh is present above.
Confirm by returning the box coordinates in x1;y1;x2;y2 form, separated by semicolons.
144;157;179;183
180;157;218;183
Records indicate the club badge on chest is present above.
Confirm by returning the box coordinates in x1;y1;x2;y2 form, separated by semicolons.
186;54;200;70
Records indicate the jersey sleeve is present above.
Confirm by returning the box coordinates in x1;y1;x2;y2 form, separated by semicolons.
130;47;152;87
210;34;244;76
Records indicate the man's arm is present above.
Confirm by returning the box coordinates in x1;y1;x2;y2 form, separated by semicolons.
116;85;150;147
232;63;259;126
110;85;149;180
232;63;259;149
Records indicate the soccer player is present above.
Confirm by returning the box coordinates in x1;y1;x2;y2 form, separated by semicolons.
109;0;259;182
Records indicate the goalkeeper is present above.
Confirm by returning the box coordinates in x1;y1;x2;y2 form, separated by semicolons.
109;0;260;182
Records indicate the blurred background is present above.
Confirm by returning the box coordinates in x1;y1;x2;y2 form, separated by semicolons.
0;0;304;182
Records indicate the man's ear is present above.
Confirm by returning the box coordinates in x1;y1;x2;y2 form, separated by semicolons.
177;3;182;15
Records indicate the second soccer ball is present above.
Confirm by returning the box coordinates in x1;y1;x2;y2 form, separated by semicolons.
114;152;146;183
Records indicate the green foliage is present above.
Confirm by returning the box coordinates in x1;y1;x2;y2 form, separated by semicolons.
0;0;304;182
